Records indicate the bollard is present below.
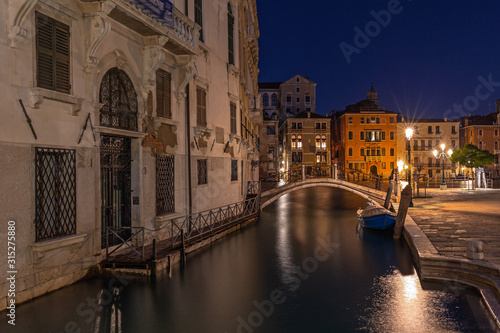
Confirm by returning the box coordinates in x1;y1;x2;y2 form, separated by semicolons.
466;240;484;260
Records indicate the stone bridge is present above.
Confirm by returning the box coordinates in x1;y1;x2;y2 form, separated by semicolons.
260;178;398;210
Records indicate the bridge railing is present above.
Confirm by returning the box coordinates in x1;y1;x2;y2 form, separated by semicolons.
170;194;260;248
338;170;390;192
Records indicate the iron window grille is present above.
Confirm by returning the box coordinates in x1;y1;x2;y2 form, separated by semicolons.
35;147;76;241
35;12;71;94
99;67;138;131
198;159;208;185
231;160;238;181
156;155;175;215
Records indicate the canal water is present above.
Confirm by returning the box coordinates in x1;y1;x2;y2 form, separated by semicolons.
2;187;498;333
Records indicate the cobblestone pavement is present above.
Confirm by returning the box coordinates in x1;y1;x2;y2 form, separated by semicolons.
408;188;500;266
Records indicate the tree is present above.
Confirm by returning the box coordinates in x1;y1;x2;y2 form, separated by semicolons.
450;144;495;188
450;144;495;168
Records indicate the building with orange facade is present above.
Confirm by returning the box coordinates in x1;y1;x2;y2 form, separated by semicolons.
331;84;399;179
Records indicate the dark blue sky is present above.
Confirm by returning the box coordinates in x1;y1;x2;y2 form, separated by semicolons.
256;0;500;119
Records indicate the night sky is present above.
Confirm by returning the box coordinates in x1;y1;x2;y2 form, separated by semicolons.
256;0;500;120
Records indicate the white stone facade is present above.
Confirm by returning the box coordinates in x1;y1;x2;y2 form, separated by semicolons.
0;0;260;310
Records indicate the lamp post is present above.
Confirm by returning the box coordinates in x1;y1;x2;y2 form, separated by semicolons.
433;143;453;190
405;128;414;207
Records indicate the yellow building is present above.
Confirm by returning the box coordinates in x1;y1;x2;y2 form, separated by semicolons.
332;84;398;179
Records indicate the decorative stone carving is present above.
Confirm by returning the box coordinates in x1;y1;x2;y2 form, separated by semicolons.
172;55;197;101
30;88;84;115
8;0;39;48
84;14;111;73
143;36;168;89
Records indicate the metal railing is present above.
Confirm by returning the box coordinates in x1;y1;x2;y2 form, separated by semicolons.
170;194;260;248
105;226;145;260
247;180;261;196
338;170;390;192
416;178;493;189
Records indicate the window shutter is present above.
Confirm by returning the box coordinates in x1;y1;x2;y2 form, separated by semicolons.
156;69;171;119
36;12;70;94
196;86;207;127
156;70;165;117
36;13;55;91
54;21;70;93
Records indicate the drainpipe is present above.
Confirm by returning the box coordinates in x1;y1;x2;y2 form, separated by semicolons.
185;84;192;228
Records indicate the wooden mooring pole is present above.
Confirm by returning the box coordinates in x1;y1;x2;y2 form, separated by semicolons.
384;181;394;209
393;185;412;239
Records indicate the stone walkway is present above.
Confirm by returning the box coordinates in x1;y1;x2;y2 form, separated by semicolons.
408;188;500;266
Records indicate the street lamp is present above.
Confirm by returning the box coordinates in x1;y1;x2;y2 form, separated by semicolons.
405;128;414;207
433;144;453;190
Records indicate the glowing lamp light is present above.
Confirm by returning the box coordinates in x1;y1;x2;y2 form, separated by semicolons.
405;128;413;140
433;149;438;157
440;143;446;151
447;149;453;156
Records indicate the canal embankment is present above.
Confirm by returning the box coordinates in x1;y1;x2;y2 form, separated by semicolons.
400;189;500;329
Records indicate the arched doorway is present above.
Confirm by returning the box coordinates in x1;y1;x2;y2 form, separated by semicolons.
99;67;138;248
369;165;377;176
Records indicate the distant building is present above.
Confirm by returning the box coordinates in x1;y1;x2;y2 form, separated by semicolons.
258;75;316;180
280;111;331;179
332;84;398;179
280;75;317;120
397;118;460;180
459;102;500;178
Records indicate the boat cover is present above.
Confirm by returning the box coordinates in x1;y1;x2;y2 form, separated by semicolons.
359;205;396;218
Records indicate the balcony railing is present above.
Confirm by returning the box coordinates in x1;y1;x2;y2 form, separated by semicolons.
172;8;200;49
365;156;382;162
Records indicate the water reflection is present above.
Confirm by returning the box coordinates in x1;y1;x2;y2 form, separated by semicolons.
1;187;497;333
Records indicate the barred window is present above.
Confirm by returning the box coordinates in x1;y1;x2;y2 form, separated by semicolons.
231;160;238;181
156;155;175;215
196;86;207;127
198;159;207;185
35;148;76;241
36;12;70;94
99;68;138;131
230;102;237;134
156;69;172;119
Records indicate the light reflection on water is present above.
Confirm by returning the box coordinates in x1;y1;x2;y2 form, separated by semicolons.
1;187;498;333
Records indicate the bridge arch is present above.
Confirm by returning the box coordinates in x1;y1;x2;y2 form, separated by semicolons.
260;179;390;211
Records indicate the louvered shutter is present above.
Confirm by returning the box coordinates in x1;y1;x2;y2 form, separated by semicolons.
36;13;55;91
36;12;70;94
156;69;172;119
196;86;207;127
156;70;165;117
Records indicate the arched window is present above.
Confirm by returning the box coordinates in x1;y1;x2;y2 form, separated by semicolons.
297;135;302;148
315;135;321;148
479;141;483;149
321;135;327;148
271;93;277;106
263;93;269;106
291;134;297;149
495;141;499;150
99;67;138;131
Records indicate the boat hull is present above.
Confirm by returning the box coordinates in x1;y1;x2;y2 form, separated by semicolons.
357;211;396;230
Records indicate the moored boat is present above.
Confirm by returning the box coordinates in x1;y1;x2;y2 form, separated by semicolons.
356;203;396;230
